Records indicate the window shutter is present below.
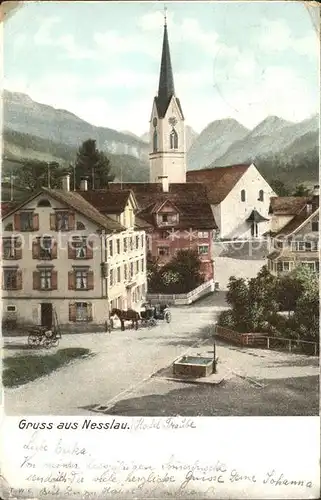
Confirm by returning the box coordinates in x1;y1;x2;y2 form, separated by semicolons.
86;238;94;259
52;240;58;259
33;213;39;231
51;270;58;290
68;243;76;259
68;213;75;230
16;269;23;290
32;239;40;259
87;271;94;290
50;213;56;230
69;302;76;322
68;271;75;290
87;302;93;321
33;271;40;290
15;238;22;259
14;214;21;231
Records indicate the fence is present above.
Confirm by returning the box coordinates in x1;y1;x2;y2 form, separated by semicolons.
215;325;319;356
146;279;214;305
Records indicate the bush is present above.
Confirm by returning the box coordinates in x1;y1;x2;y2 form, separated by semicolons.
217;310;235;329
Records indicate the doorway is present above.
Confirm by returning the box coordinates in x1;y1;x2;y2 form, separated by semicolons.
41;303;53;328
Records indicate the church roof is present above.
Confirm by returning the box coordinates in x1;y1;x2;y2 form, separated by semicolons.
186;164;251;204
108;182;217;230
154;22;184;119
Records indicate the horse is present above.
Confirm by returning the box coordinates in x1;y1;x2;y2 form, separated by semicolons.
110;308;140;331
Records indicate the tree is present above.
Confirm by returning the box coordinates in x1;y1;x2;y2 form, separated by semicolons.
15;160;63;191
292;183;311;197
270;179;290;196
73;139;115;190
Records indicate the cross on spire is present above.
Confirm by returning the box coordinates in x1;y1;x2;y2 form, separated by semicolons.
164;5;167;26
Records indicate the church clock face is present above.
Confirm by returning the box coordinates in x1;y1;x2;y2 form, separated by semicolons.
153;117;158;127
168;116;177;127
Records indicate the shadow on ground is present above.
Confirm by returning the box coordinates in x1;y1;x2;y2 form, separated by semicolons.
83;375;319;417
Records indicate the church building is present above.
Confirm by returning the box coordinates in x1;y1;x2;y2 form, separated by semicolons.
109;16;217;283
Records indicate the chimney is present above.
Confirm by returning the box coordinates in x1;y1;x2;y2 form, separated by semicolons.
158;175;169;192
312;185;320;197
80;178;88;191
62;174;70;192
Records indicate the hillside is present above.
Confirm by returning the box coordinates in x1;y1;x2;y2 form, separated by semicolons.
3;128;149;182
187;118;249;170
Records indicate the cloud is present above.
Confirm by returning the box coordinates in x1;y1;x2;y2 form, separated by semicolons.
259;19;318;58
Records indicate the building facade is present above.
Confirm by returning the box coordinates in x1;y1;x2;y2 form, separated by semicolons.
187;163;277;240
267;188;320;276
2;183;147;331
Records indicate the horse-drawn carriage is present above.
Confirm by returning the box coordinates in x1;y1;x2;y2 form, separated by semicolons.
109;302;172;331
27;326;61;348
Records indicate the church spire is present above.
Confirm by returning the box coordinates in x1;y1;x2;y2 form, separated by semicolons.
157;10;175;117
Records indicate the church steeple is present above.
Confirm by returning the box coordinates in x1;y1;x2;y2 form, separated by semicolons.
157;17;175;118
149;11;186;185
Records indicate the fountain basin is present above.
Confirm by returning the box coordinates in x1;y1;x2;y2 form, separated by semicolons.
173;356;214;378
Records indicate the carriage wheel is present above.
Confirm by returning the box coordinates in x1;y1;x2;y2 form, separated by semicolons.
43;338;52;349
28;334;40;347
165;311;171;323
149;318;157;327
50;337;59;347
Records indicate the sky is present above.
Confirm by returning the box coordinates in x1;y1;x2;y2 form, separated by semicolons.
3;1;320;135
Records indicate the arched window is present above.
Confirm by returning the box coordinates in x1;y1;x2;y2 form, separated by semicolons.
258;189;264;202
241;189;246;202
76;221;86;230
170;129;178;149
37;198;51;207
153;130;158;152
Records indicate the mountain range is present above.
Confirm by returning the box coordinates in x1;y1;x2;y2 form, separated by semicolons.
2;90;319;187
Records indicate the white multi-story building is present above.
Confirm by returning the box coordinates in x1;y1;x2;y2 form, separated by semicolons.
2;176;147;332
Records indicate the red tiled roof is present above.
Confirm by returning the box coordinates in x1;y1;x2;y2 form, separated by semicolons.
1;202;19;217
186;164;251;204
109;182;217;230
269;196;310;215
78;189;133;214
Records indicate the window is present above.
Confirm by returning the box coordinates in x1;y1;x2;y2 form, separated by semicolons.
136;260;139;273
109;269;114;286
198;245;209;255
75;270;88;290
39;237;53;259
158;246;170;256
4;223;13;231
136;235;139;249
7;305;17;312
76;221;86;230
153;130;158;152
3;269;21;290
129;237;134;251
158;213;178;225
124;264;128;280
116;239;120;254
123;237;127;253
75;302;92;322
56;211;69;231
20;212;34;231
141;234;144;248
275;240;283;249
109;239;113;257
302;262;316;271
258;190;264;202
141;258;144;272
74;237;87;259
117;267;121;282
283;261;290;271
241;190;246;202
170;129;178;149
2;237;21;260
198;232;208;239
40;269;52;290
277;262;283;272
316;261;319;273
160;231;169;239
307;203;313;214
130;262;134;278
37;199;51;207
312;222;319;232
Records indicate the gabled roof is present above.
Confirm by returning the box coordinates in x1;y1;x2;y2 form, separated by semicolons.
186;164;251;204
108;183;217;230
151;198;180;214
78;189;136;214
135;216;153;231
269;196;310;215
275;206;319;237
2;188;124;233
